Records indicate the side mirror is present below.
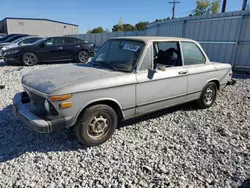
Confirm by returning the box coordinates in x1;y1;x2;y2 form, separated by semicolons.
147;68;156;79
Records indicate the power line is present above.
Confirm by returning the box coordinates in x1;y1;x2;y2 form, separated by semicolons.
169;0;180;19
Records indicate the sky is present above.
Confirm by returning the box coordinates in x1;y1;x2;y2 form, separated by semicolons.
0;0;244;33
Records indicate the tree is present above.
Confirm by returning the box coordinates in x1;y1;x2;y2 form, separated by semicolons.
211;0;220;14
194;0;210;16
88;27;104;33
123;24;137;31
194;0;220;16
135;21;149;31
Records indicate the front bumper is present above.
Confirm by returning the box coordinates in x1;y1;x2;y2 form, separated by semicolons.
3;53;22;64
227;78;237;86
13;92;73;133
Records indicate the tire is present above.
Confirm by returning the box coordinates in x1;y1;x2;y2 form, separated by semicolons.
74;104;118;146
196;82;217;109
22;52;38;66
77;50;89;63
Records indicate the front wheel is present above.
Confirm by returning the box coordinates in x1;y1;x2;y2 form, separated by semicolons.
22;52;38;66
74;104;118;146
196;82;217;109
77;50;89;63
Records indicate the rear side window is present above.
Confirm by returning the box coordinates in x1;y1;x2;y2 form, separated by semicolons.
45;38;64;46
181;42;206;65
64;37;77;44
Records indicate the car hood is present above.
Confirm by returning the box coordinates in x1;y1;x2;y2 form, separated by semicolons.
2;43;18;50
0;42;11;47
22;64;135;95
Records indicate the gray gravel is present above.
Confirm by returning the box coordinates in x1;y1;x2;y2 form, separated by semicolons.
0;62;250;188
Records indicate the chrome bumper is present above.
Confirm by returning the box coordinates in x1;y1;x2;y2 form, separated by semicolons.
227;78;237;86
13;92;73;133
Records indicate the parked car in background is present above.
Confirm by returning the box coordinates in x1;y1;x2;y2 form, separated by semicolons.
3;36;95;65
0;36;44;58
0;34;29;44
0;34;17;41
13;36;236;146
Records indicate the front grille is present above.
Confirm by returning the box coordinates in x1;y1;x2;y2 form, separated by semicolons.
23;87;58;117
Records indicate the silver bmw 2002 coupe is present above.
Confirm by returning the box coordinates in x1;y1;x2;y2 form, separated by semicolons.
13;36;236;146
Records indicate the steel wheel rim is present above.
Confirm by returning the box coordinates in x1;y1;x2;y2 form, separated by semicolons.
23;52;37;65
87;115;110;140
78;51;88;62
204;87;214;105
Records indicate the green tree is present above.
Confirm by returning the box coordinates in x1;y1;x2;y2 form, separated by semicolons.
194;0;220;16
211;0;220;14
194;0;210;16
123;24;137;31
135;21;149;31
88;27;104;33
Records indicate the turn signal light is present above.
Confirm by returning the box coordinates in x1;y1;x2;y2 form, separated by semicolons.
60;102;72;109
50;94;72;101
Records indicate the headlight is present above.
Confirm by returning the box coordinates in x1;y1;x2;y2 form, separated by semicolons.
5;50;19;55
44;99;50;113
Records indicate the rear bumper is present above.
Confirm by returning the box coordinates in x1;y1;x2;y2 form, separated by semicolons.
13;92;73;133
227;78;237;86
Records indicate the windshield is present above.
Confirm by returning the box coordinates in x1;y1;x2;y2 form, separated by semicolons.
92;40;144;72
0;34;14;41
11;37;26;43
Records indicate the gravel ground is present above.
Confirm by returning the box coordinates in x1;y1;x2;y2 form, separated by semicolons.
0;62;250;188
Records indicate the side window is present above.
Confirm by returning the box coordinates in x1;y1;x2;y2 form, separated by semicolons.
44;38;64;46
140;44;152;70
155;42;181;67
181;42;206;65
64;37;75;44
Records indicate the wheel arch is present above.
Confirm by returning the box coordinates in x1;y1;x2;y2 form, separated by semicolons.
74;98;124;125
206;78;220;90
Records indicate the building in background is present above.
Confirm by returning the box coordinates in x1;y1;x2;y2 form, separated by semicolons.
0;17;78;36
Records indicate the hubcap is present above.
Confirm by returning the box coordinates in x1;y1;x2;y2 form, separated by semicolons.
87;115;109;139
204;87;214;105
23;52;37;65
78;51;88;63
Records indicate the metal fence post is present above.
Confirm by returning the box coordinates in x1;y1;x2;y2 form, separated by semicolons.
156;24;160;36
232;13;244;67
181;20;186;37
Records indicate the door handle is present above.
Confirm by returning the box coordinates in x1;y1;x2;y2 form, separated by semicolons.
178;71;188;75
57;47;63;50
75;45;80;48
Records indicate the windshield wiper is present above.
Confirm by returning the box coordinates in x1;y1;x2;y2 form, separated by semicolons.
102;62;118;71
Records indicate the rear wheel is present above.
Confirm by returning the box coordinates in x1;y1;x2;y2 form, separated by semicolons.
196;82;217;109
74;104;118;146
77;50;89;63
22;52;38;66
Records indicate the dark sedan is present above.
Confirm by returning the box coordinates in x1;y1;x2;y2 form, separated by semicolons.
3;36;95;66
0;34;29;43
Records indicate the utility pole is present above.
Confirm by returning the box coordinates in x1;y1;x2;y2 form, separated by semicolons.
242;0;248;10
221;0;227;13
169;0;180;19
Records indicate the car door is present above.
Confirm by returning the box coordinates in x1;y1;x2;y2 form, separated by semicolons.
180;41;217;101
135;41;188;114
63;37;80;60
38;37;67;62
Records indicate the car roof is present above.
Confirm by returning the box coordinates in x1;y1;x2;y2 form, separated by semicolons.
110;36;197;43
